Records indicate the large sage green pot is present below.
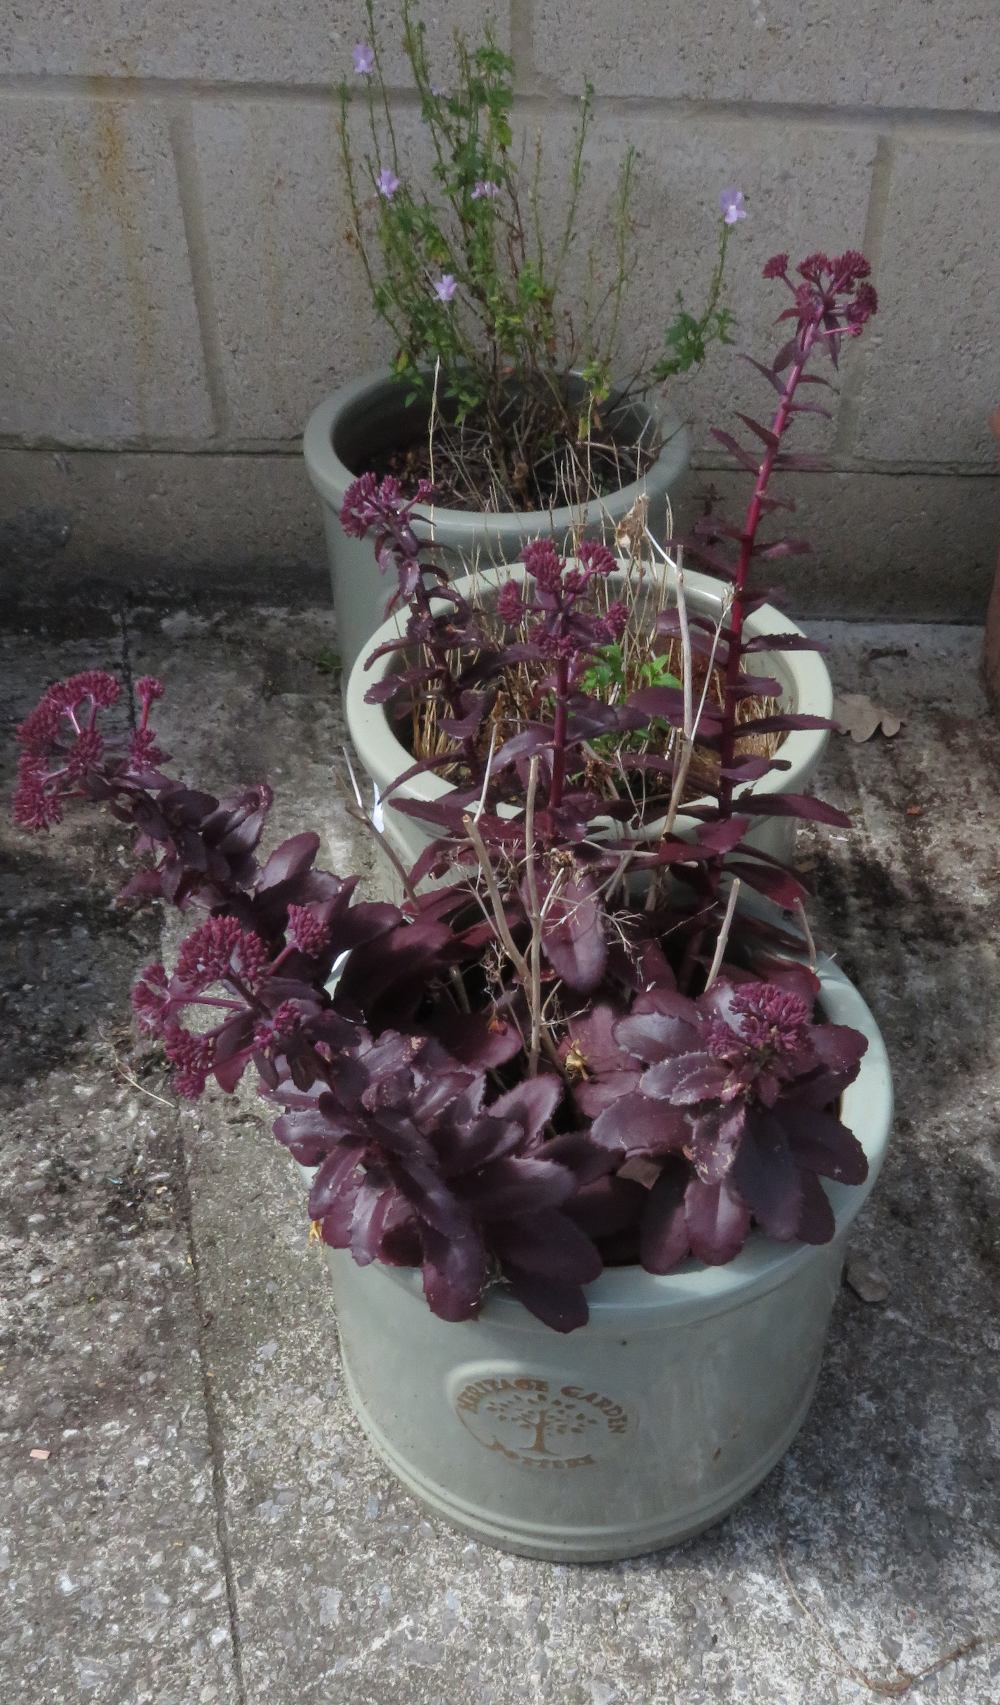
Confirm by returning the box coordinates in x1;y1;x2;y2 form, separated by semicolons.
303;370;689;676
346;561;834;873
316;956;891;1561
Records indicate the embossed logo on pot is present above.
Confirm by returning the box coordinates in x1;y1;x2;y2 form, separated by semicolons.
454;1375;632;1468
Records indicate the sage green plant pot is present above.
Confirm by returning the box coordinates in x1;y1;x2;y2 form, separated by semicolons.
316;956;891;1561
303;370;689;676
345;561;833;874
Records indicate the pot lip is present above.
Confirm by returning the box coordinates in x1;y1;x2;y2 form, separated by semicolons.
339;953;892;1327
302;366;690;532
346;560;834;816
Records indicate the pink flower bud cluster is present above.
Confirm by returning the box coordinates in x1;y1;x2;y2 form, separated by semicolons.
286;904;331;957
175;916;268;993
509;536;626;670
12;670;123;829
763;248;878;351
163;1024;217;1099
253;1001;305;1050
129;909;317;1101
340;472;434;544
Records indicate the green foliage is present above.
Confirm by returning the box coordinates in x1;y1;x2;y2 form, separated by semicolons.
580;643;681;698
340;0;742;490
579;643;682;757
313;647;343;677
655;299;737;379
654;216;739;382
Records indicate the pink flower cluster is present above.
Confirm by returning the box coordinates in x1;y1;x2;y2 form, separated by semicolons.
12;669;169;830
726;985;813;1059
286;903;331;957
130;913;315;1099
163;1025;217;1099
762;248;878;349
501;536;626;655
175;916;269;993
14;670;120;829
340;471;435;556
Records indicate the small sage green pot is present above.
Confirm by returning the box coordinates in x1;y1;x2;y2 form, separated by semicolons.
302;370;689;676
315;956;891;1562
346;561;833;874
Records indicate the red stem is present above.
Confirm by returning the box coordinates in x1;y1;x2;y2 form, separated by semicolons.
716;330;816;815
679;318;823;993
549;657;569;810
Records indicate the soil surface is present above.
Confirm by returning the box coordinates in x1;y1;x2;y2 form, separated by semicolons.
365;390;658;513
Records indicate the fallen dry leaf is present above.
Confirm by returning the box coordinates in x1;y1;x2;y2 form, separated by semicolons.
834;692;904;743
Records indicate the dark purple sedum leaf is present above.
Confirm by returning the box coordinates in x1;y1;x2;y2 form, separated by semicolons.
577;975;870;1271
537;872;608;993
271;1034;604;1331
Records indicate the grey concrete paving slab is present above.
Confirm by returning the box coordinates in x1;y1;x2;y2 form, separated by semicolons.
2;607;998;1703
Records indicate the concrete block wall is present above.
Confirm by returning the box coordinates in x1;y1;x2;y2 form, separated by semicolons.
1;1;998;620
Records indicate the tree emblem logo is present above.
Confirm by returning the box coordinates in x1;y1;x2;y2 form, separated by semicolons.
454;1375;631;1469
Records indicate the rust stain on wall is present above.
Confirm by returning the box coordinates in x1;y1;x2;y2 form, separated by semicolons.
251;118;291;431
90;96;155;439
51;84;158;441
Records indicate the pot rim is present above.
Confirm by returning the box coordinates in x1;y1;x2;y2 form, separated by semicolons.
302;367;690;533
333;953;892;1330
345;559;834;820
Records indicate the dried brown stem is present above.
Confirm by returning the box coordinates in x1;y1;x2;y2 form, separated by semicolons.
703;877;741;992
523;757;544;1076
463;804;563;1072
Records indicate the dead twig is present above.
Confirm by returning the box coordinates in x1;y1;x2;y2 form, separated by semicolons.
703;878;741;993
111;1060;174;1109
777;1550;997;1698
464;812;531;983
523;756;544;1076
463;805;563;1071
793;898;817;971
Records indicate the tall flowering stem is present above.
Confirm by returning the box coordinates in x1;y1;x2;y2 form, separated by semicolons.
340;470;483;739
514;538;624;813
672;250;877;982
716;250;877;817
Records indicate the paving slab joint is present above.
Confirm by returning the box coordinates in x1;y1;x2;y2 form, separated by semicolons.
172;1110;248;1704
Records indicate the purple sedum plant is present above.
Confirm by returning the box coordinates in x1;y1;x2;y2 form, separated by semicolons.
577;973;868;1268
11;251;877;1331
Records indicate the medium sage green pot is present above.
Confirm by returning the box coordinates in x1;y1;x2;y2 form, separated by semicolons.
302;370;689;676
346;561;834;874
314;956;891;1562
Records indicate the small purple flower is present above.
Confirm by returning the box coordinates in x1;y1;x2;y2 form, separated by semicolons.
376;167;400;199
471;180;501;201
432;274;457;303
352;42;375;75
719;187;747;226
430;84;447;98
